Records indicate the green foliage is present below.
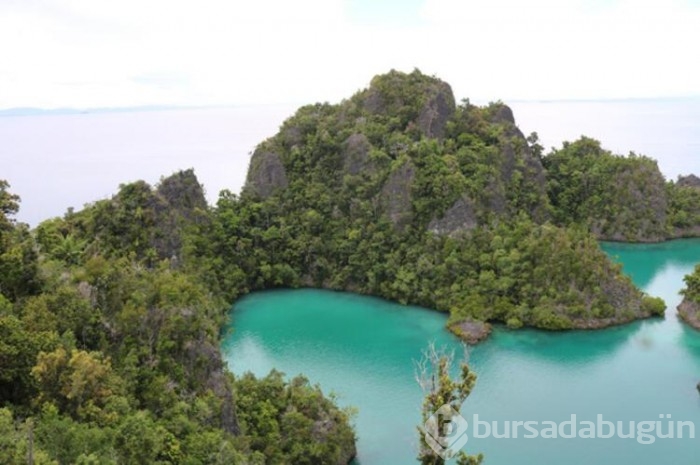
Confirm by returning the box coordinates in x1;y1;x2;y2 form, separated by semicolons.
0;314;58;407
640;296;666;317
234;371;356;464
0;180;20;231
0;409;56;465
0;223;41;300
1;70;685;464
543;136;700;241
32;347;125;423
681;264;700;304
0;174;356;464
416;345;482;465
667;181;700;232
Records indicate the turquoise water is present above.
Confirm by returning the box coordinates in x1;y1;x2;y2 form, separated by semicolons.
222;239;700;464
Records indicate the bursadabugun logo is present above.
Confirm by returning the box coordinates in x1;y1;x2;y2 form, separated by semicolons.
423;407;696;457
423;404;470;459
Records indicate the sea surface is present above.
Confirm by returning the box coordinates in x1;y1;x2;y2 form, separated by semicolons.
1;98;699;226
223;240;700;465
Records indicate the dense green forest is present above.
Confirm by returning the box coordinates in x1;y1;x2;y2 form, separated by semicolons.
543;137;700;241
199;69;666;338
0;176;355;464
3;69;698;463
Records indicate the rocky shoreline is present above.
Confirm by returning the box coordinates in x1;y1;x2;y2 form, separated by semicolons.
447;318;492;345
678;298;700;330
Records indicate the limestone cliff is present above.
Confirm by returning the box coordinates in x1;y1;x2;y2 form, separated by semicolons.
427;195;478;236
379;158;415;230
678;298;700;330
244;149;289;198
232;69;656;339
677;174;700;189
362;70;456;139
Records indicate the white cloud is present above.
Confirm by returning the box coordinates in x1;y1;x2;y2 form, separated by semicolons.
0;0;699;108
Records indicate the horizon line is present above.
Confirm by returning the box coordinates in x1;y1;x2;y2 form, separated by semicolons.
2;95;700;116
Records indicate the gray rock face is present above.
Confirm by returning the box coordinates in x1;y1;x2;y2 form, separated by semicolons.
416;82;456;139
448;318;492;344
591;162;668;242
487;103;548;220
428;195;478;236
678;298;700;330
361;71;456;139
678;174;700;189
157;169;207;221
488;104;516;125
342;133;373;175
380;159;415;230
244;150;288;198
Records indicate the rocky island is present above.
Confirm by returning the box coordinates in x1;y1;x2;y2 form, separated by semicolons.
234;69;668;340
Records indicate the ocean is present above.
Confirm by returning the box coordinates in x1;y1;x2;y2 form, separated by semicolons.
1;99;698;226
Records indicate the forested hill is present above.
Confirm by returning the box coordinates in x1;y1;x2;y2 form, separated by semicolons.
196;69;665;339
245;70;700;244
544;137;700;242
0;173;356;464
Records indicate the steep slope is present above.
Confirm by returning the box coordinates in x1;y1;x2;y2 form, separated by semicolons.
208;69;663;339
544;137;700;242
679;264;700;330
6;172;357;464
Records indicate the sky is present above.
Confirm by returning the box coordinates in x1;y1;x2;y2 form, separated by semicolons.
1;0;700;109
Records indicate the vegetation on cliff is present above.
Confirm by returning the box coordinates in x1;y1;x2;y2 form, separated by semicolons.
3;69;689;462
0;174;356;464
198;69;663;336
543;137;700;242
679;264;700;330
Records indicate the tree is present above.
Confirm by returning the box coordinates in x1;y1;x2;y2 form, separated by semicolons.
32;348;124;423
0;180;20;232
415;344;482;465
0;315;58;407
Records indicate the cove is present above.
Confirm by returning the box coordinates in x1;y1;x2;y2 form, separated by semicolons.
222;239;700;465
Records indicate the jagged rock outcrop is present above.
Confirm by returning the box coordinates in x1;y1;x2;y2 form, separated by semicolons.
545;137;671;242
157;168;207;222
448;318;492;345
89;170;209;261
678;298;700;330
148;170;208;258
362;70;456;139
486;103;548;221
677;174;700;189
232;70;657;344
591;162;668;242
342;133;374;175
244;150;288;198
154;170;209;259
416;81;456;139
428;195;478;236
380;158;415;230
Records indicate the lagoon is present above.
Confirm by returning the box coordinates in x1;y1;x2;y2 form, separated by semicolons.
223;239;700;464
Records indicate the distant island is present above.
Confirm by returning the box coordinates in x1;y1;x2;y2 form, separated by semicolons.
3;69;700;463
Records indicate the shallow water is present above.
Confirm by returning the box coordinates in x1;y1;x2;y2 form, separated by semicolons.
223;239;700;464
